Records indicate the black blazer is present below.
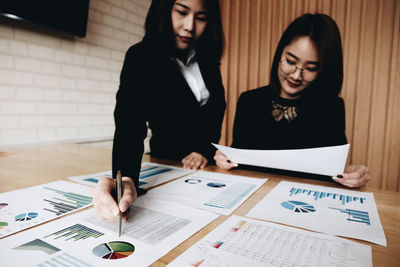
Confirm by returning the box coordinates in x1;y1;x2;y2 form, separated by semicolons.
231;86;348;181
232;86;347;150
112;40;226;188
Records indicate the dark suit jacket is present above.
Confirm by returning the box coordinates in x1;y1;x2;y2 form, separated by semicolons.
112;40;226;188
232;85;347;150
231;85;348;181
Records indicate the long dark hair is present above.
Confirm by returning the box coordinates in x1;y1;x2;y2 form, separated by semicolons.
270;13;343;99
143;0;224;62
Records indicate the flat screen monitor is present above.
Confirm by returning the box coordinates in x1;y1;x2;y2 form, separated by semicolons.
0;0;90;38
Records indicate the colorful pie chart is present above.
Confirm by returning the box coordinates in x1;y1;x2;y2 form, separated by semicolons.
92;241;134;260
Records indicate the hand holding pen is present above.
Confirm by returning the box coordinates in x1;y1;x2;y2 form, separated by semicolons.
93;172;137;223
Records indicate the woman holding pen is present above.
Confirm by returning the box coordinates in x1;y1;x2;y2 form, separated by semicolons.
94;0;226;221
214;13;371;188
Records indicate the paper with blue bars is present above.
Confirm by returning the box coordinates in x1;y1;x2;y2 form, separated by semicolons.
246;181;386;246
0;180;93;239
143;171;267;215
68;162;194;189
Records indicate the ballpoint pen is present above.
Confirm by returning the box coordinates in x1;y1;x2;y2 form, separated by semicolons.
116;170;122;237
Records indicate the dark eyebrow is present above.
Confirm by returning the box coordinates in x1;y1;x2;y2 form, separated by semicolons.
175;3;190;10
286;52;319;65
175;2;207;14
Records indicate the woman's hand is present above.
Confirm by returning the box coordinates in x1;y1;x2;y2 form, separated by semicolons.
214;150;238;171
182;152;208;170
93;176;137;221
332;165;371;188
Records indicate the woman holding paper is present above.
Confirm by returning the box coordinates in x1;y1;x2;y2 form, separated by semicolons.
94;0;226;221
214;13;371;188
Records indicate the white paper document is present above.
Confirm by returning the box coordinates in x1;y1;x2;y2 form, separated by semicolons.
68;162;194;189
0;180;93;238
213;143;350;176
143;171;267;215
246;181;386;246
168;215;372;267
0;198;219;267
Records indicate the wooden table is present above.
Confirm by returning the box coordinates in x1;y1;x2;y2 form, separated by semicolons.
1;144;399;266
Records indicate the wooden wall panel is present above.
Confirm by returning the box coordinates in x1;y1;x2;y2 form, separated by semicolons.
384;0;400;191
219;0;400;191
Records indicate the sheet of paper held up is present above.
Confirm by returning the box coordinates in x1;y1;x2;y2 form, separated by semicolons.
213;143;350;176
168;215;372;267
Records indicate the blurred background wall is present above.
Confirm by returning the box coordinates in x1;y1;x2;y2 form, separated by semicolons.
0;0;150;147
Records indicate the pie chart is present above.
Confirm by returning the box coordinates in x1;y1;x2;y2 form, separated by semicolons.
92;241;134;260
207;182;226;188
0;222;8;229
185;178;202;184
15;212;38;221
281;201;316;213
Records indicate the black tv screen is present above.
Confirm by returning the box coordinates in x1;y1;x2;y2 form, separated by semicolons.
0;0;90;38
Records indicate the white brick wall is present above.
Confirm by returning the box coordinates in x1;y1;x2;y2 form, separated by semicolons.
0;0;150;147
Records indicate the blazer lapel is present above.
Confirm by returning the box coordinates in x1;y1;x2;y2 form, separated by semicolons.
166;57;200;107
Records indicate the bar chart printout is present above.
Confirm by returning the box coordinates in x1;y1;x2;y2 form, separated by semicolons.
0;180;93;238
43;187;92;215
143;170;267;215
0;198;219;267
246;181;386;246
68;162;194;189
168;215;372;267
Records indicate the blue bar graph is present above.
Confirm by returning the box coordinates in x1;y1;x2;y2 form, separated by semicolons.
289;187;366;205
329;207;371;225
83;178;99;184
139;166;172;179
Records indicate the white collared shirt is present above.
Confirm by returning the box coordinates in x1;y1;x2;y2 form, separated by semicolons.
175;50;210;106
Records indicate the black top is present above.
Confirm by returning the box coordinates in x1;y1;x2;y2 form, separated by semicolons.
113;40;226;189
232;85;347;149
